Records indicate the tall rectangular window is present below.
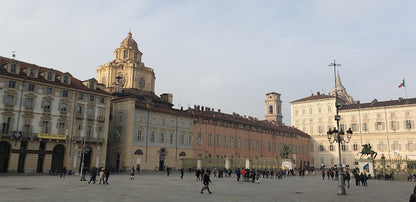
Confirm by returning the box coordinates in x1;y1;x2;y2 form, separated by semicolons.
60;103;67;112
8;80;16;88
5;95;14;105
362;123;368;131
137;130;143;141
78;93;84;100
62;90;68;97
42;121;49;133
230;137;234;148
223;136;227;148
353;143;358;151
406;120;413;129
197;133;202;146
160;133;165;143
170;133;174;144
43;101;51;110
237;138;241;149
150;132;155;142
25;98;33;109
215;135;220;147
329;144;334;151
28;84;35;92
46;87;52;94
208;134;213;147
89;95;95;102
350;123;357;132
256;140;260;151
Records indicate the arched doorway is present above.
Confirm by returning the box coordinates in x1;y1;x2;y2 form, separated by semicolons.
51;144;65;172
79;146;92;172
0;141;11;172
159;148;167;171
115;152;121;172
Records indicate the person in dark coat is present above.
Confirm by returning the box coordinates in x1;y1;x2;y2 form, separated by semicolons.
345;171;351;188
409;185;416;202
180;168;184;179
88;167;97;184
200;172;212;194
104;167;110;185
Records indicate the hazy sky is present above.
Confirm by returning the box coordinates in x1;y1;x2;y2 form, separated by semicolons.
1;0;415;125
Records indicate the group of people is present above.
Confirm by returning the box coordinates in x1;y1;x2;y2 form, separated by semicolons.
80;166;110;185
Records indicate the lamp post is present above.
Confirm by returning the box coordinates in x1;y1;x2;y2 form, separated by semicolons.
381;154;386;176
327;60;353;195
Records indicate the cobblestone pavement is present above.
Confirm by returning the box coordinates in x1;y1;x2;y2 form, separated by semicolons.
0;172;413;202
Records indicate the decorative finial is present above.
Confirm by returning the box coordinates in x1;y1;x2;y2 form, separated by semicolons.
12;51;16;59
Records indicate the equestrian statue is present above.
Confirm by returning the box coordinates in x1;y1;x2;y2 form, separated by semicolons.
357;144;377;159
280;144;291;159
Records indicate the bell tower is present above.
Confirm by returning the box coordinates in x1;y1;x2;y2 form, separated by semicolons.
265;92;283;124
97;32;156;93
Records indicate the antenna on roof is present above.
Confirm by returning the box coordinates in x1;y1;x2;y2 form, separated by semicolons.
12;51;16;59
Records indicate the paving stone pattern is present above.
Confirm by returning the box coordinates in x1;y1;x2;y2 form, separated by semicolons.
0;172;413;202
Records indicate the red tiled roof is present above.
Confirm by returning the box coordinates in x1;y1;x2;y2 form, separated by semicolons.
186;108;310;138
0;56;109;95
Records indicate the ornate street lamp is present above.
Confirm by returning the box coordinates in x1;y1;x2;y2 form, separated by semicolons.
327;60;353;195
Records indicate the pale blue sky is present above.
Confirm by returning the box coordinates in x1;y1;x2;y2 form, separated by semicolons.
1;0;415;125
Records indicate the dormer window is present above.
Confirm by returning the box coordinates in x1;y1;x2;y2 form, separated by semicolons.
11;64;17;73
123;50;127;58
47;72;52;80
63;76;68;84
29;68;35;77
134;52;138;59
89;80;95;89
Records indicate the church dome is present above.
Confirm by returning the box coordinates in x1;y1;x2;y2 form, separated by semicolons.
120;32;138;50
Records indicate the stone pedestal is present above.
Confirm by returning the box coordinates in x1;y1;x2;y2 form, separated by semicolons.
358;159;374;176
225;158;231;169
245;159;251;169
197;159;202;170
281;159;293;170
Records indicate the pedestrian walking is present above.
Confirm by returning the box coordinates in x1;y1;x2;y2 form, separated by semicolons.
409;185;416;202
130;166;135;180
88;166;97;184
180;168;184;179
322;169;325;180
345;171;350;188
99;167;105;184
60;167;67;178
104;167;110;185
200;172;212;194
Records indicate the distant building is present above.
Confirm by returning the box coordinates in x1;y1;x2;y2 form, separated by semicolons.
0;56;111;174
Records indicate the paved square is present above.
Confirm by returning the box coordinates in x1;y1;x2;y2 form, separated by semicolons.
0;172;413;201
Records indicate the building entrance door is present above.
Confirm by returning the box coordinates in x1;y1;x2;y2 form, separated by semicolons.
51;144;65;172
0;141;11;172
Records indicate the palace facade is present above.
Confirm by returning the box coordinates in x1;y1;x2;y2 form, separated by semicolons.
0;56;111;174
291;72;416;170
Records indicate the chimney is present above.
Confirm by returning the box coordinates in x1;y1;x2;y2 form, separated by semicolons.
160;93;173;104
217;109;221;113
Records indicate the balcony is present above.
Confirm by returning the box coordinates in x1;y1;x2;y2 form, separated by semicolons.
97;116;105;122
87;115;95;121
72;136;105;144
75;113;84;120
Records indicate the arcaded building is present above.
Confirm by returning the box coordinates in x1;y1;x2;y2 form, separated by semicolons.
0;56;111;174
